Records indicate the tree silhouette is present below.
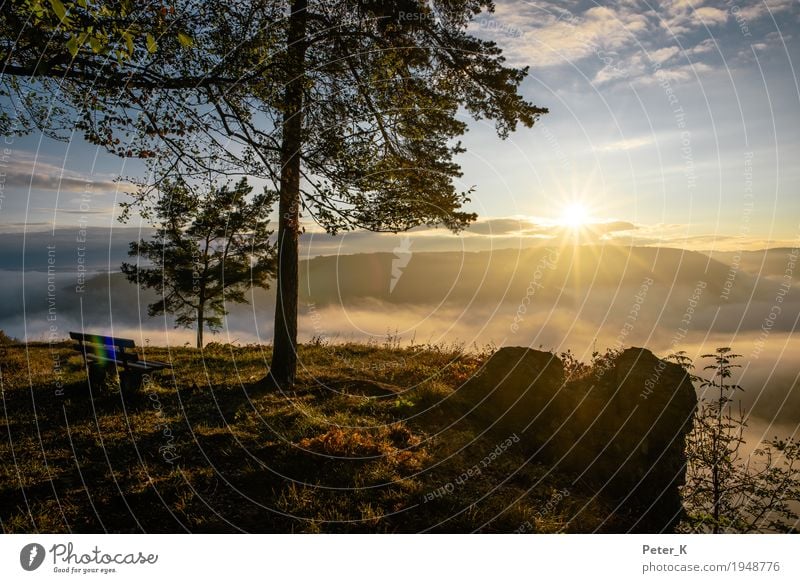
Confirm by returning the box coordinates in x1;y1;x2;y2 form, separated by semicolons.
121;178;276;348
204;0;548;385
2;0;548;385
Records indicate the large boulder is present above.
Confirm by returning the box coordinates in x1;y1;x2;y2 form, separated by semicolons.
458;346;697;532
456;346;566;431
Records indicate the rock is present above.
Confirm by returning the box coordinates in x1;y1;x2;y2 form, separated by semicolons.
457;347;565;432
458;346;697;532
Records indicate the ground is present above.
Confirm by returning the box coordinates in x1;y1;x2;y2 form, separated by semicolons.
0;339;618;533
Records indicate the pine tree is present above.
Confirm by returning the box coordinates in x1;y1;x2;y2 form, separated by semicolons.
121;178;276;348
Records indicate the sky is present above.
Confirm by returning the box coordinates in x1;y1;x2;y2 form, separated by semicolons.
0;0;798;252
460;0;800;249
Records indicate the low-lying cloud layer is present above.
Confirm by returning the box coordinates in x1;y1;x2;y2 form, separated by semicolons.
3;243;797;429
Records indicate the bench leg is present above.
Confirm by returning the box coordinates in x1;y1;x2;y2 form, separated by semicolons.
120;371;144;392
87;363;108;389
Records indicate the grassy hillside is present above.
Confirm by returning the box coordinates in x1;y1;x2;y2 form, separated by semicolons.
0;340;622;533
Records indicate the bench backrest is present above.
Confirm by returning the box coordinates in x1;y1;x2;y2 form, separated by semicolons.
69;332;136;353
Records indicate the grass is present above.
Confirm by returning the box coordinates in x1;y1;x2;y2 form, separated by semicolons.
0;339;619;533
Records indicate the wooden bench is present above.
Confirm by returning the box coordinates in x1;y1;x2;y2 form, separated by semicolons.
70;332;172;391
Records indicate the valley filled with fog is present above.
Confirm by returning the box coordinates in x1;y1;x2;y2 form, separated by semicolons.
3;229;797;442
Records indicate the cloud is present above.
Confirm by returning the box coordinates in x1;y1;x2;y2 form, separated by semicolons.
297;217;644;256
733;0;798;23
635;61;714;85
594;220;639;234
5;218;787;256
302;218;793;255
471;0;797;88
658;1;729;35
694;6;729;25
33;208;114;215
1;154;132;193
1;222;50;228
687;38;716;55
4;170;124;193
604;222;795;251
481;2;650;67
595;136;654;152
465;217;550;235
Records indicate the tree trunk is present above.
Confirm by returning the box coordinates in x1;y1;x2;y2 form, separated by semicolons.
197;306;204;349
269;0;307;386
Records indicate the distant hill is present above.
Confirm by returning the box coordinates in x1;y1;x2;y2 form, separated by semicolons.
301;245;754;305
0;227;152;272
701;247;798;280
3;243;795;335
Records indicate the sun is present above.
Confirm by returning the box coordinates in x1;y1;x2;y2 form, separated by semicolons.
559;202;591;229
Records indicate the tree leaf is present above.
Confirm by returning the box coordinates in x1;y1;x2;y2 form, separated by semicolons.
177;32;193;48
65;36;79;57
48;0;68;22
146;33;157;53
89;35;102;54
124;33;134;56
